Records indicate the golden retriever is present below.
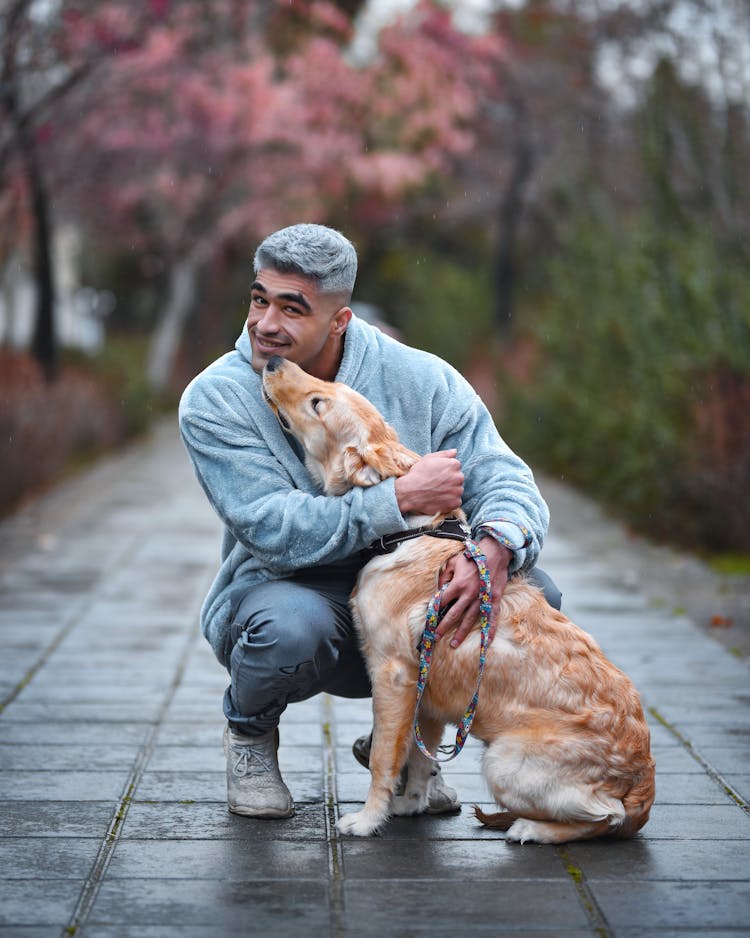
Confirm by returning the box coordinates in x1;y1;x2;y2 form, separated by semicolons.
262;356;655;843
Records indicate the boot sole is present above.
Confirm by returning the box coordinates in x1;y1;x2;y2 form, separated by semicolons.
228;802;295;819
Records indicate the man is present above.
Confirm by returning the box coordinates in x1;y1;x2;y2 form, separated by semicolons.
179;223;558;819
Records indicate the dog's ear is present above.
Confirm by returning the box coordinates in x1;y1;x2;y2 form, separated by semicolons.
363;442;418;480
352;440;419;485
342;447;383;487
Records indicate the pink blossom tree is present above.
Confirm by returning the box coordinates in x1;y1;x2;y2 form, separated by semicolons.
65;0;505;388
0;0;170;378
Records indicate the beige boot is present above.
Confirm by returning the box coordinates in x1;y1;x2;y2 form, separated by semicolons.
224;726;294;818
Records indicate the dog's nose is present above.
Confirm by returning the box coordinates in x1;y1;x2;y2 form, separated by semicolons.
265;355;284;373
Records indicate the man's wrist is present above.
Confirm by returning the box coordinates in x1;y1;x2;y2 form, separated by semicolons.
394;475;414;514
478;536;513;570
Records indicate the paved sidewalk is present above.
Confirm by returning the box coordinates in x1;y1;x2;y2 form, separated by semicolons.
1;418;749;936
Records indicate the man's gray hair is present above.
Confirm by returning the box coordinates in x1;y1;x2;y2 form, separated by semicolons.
254;223;358;298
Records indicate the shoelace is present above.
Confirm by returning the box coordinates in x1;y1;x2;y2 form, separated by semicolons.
231;744;275;778
413;537;493;762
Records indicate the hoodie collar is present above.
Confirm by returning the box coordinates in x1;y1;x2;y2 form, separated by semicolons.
235;315;371;387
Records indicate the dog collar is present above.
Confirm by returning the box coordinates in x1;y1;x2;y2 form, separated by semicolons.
362;517;470;560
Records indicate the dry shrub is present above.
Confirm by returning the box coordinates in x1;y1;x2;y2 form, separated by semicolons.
687;368;750;551
0;349;124;514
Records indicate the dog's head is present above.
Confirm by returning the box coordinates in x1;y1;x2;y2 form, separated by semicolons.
262;356;418;494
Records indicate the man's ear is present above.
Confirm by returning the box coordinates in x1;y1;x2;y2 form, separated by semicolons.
342;446;382;487
331;307;352;336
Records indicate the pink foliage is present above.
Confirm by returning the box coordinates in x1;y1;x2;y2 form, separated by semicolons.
35;0;507;262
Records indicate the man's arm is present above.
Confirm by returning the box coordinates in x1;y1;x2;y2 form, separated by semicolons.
394;449;465;515
400;382;549;647
179;392;409;572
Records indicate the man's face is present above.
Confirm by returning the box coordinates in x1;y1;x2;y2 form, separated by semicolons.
246;269;351;380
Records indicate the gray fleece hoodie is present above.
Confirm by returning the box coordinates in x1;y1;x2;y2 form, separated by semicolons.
179;315;549;662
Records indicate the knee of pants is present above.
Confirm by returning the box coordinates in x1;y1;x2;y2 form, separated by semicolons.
228;582;341;684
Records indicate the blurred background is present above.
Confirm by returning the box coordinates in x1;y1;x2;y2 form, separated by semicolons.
1;0;749;562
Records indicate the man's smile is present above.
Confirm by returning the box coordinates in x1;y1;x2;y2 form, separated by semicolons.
253;332;291;354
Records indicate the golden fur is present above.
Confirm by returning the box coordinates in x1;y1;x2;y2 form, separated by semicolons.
263;357;655;844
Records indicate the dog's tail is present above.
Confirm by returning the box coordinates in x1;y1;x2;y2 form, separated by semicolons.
473;806;518;830
613;757;656;838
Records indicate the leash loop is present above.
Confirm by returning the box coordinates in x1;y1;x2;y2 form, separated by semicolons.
413;537;493;762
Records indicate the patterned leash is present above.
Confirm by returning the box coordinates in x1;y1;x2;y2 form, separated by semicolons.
413;537;493;762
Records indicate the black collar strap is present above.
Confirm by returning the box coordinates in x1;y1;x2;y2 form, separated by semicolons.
362;517;471;560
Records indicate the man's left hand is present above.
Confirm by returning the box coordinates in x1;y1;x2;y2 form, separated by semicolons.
434;537;512;647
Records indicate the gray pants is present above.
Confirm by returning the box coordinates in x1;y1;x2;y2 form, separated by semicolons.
222;558;562;737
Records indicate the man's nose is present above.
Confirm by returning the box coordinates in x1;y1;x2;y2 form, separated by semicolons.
256;303;281;331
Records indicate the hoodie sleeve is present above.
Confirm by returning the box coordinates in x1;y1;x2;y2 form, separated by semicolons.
178;377;408;573
429;374;549;574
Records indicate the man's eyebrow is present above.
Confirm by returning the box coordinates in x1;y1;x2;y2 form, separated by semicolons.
250;281;312;312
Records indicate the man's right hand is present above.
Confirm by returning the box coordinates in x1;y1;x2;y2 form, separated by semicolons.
394;449;464;515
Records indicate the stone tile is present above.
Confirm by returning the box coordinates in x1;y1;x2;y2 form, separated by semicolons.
616;931;750;938
639;803;750;840
592;881;750;930
0;721;150;745
0;927;60;936
676;723;750;749
697;747;750;775
0;744;141;771
108;838;329;880
121;802;326;840
652;745;708;773
0;837;103;879
567;838;750;881
0;802;115;837
658;703;750;726
0;881;82;927
84;930;331;938
0;702;164;723
15;683;170;706
724;774;750;803
342;879;589;931
0;771;127;801
340;838;566;880
88;879;330;931
151;721;227;747
650;772;741;805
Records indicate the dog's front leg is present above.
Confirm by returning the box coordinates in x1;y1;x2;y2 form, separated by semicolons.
392;711;445;816
337;661;415;837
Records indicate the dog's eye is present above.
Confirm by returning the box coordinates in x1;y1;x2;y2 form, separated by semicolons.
310;397;323;413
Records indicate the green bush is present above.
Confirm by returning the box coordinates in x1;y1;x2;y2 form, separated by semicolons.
359;241;493;371
499;220;750;552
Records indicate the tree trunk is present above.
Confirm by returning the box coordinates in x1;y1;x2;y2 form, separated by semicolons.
10;70;58;380
27;143;57;381
146;258;198;391
493;96;534;336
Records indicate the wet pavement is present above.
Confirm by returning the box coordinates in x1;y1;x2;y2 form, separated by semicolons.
1;418;749;936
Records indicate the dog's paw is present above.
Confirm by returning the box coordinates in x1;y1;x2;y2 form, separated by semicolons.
505;818;548;844
336;810;384;837
391;790;430;817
